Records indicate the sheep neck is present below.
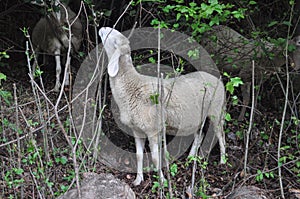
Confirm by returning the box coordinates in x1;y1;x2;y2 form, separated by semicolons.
109;54;145;125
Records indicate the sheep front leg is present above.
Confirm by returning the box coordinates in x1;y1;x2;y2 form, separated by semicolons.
133;133;146;186
32;47;39;77
54;48;61;92
238;82;251;121
62;54;70;87
148;135;165;184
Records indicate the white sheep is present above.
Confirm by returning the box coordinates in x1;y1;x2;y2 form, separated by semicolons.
201;25;289;121
99;27;226;186
32;2;82;91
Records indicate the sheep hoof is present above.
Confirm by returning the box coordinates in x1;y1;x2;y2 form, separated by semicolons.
132;175;143;186
220;154;227;164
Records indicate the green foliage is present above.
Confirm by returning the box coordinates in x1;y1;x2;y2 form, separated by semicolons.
151;175;168;193
256;169;275;182
0;89;12;105
187;49;200;59
186;155;208;169
170;163;178;177
55;156;68;165
0;51;12;104
34;68;43;78
0;73;6;83
224;72;244;95
260;131;269;140
4;168;25;189
63;170;75;182
148;56;156;64
150;92;160;104
148;0;245;37
0;50;10;61
225;112;232;122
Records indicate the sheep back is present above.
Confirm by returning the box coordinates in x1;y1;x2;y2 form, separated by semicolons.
110;55;225;138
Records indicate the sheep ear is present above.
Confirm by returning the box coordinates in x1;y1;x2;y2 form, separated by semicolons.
107;49;120;77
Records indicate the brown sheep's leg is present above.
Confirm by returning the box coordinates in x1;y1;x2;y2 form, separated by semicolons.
54;48;61;92
238;82;251;121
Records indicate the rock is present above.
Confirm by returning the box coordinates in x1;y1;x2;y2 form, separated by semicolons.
227;186;272;199
58;172;135;199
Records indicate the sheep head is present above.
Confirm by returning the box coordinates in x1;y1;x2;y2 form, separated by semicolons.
99;27;131;77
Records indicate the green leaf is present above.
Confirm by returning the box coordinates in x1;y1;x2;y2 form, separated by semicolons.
13;168;24;175
189;2;197;7
148;57;156;64
265;172;270;178
256;170;264;182
230;77;244;87
232;10;245;19
223;72;230;77
225;113;232;122
0;73;6;81
150;92;159;104
104;10;112;17
283;21;292;26
0;90;12;104
57;156;68;165
208;0;218;5
176;13;181;21
209;16;220;26
225;75;243;94
236;131;243;139
187;49;200;59
35;68;43;77
163;5;174;13
170;163;178;177
268;21;278;27
225;82;234;94
231;95;238;105
0;51;10;59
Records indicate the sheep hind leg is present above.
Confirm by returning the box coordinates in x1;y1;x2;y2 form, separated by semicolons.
148;135;165;184
211;116;226;164
188;130;204;158
54;48;61;92
197;115;226;164
133;132;146;186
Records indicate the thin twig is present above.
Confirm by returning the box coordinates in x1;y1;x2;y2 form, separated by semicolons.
56;2;81;198
243;60;255;177
161;73;173;199
156;24;164;199
112;0;133;29
277;4;294;199
190;88;207;197
13;83;24;199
